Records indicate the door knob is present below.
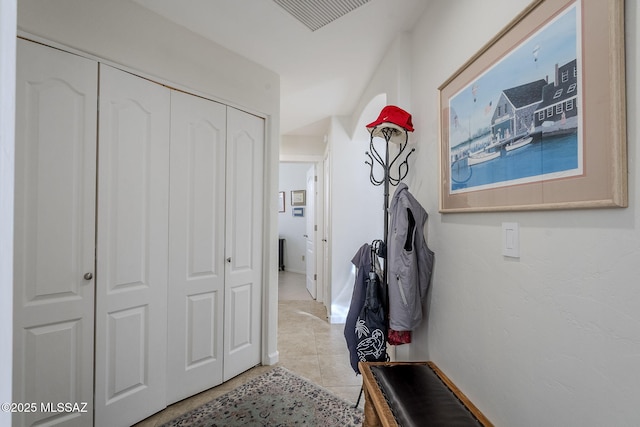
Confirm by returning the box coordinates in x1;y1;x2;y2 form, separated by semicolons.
83;272;93;280
226;257;232;263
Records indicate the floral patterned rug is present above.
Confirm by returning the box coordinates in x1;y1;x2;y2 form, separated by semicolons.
162;367;363;427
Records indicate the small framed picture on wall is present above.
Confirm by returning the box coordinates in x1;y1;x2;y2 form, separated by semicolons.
291;190;306;206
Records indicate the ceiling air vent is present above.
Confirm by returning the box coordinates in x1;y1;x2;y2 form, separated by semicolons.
273;0;370;32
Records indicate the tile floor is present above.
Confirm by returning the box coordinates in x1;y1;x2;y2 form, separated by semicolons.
277;272;363;405
135;271;362;426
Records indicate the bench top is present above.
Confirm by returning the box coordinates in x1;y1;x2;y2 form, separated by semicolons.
359;361;493;427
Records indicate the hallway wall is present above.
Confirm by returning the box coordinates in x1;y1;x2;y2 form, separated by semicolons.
326;113;387;323
325;32;415;323
355;1;639;426
17;0;279;117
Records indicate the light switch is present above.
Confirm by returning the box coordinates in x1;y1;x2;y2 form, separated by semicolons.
502;222;520;258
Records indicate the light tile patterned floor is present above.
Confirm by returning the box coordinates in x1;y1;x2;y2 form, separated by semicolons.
135;271;362;426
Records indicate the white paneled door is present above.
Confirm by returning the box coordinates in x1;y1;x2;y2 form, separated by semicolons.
323;155;331;310
167;91;227;404
15;39;266;427
224;107;264;381
306;166;316;299
14;38;97;427
94;65;170;426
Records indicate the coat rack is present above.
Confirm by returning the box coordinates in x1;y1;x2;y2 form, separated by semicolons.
353;119;414;409
365;124;414;312
366;125;414;244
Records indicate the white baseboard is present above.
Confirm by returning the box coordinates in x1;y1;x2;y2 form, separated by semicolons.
263;350;279;366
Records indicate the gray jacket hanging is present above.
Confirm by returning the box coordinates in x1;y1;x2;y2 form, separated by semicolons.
387;183;434;331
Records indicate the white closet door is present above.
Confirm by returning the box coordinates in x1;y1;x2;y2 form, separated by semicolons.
13;39;97;427
167;91;226;404
223;107;264;381
95;65;170;426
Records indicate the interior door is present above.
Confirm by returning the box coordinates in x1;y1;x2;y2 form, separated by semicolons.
94;64;170;426
305;165;316;299
13;38;97;427
314;161;324;305
167;91;226;404
223;107;264;381
323;154;331;311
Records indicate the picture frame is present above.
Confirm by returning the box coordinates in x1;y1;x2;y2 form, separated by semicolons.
438;0;626;213
278;191;285;213
292;207;304;217
291;190;306;206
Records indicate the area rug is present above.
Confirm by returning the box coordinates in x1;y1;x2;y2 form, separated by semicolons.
162;367;364;427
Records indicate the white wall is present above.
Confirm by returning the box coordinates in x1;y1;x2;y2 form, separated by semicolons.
17;0;282;365
279;163;313;274
354;1;640;426
281;135;327;161
0;0;16;425
17;0;278;117
327;113;387;322
326;33;414;323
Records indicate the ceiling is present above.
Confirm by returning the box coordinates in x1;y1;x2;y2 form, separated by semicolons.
131;0;428;136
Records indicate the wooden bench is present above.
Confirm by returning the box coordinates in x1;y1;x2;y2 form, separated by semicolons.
359;361;493;427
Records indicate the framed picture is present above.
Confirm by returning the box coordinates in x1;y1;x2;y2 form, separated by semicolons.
291;190;306;206
278;191;285;213
438;0;626;212
292;207;304;217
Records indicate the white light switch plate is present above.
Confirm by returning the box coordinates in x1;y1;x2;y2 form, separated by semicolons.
502;222;520;258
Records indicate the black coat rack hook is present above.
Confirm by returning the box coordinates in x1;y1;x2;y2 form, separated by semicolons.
365;126;415;187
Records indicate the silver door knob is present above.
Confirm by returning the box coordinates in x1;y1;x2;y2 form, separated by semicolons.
83;272;93;280
226;257;232;263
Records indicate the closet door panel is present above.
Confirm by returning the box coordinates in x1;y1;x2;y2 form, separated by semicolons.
13;39;97;427
95;64;170;427
167;91;226;404
224;107;264;381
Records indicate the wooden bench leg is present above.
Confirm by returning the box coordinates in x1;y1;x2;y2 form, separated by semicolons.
363;387;382;427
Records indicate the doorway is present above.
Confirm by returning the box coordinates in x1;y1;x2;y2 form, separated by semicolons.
277;161;325;306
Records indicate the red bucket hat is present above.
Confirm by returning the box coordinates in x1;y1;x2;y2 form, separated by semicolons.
366;105;414;132
366;105;414;144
